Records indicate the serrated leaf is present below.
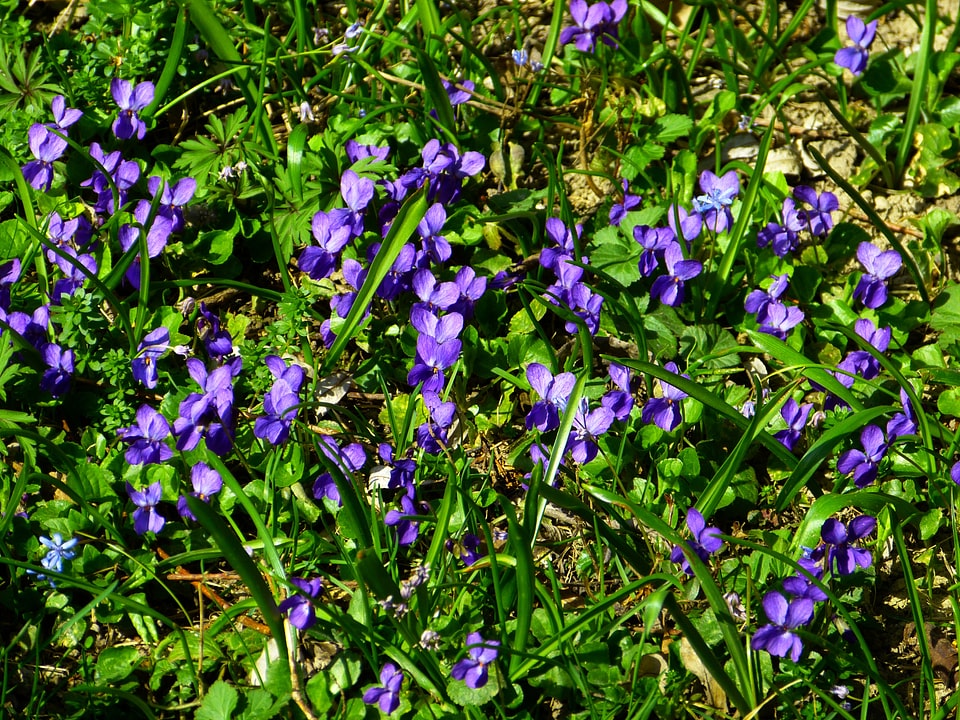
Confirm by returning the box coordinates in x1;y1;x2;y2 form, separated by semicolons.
197;680;239;720
238;688;277;720
589;226;640;286
622;143;665;179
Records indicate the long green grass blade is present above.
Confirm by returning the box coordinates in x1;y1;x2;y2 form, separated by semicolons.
617;357;799;467
894;0;936;182
746;329;863;410
146;6;188;116
185;494;288;660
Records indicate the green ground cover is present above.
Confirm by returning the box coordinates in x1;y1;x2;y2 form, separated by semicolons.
2;0;960;717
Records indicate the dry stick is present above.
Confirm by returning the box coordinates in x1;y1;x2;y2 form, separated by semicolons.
157;547;271;634
846;209;924;239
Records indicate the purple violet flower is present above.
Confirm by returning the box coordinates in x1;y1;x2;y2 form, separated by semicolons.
793;186;838;237
541;217;581;272
853;242;901;309
745;274;790;324
609;179;641;225
40;343;74;397
417;203;451;263
173;360;236;456
650;243;701;307
450;266;486;318
774;398;813;451
313;435;367;506
525;362;576;432
835;16;878;76
633;225;675;277
299;210;353;281
692;170;739;233
132;327;170;389
819;515;876;575
667;204;702;246
442;78;475;107
452;631;500;689
346;140;390;164
559;0;628;52
758;301;804;340
147;176;197;233
751;591;814;662
330;169;375;238
412;269;459;316
177;462;223;521
111;78;154;140
49;95;83;132
363;663;403;714
416;390;457;453
601;362;634;420
887;388;917;439
127;481;166;534
669;508;723;575
278;577;323;630
118;405;174;465
22;125;68;192
836;318;890;386
782;557;828;602
196;303;235;360
837;424;886;488
567;400;614;463
641;361;688;431
254;356;305;445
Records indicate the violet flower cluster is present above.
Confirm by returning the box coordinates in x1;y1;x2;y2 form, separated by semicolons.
752;514;876;661
523;361;630;477
745;274;804;340
626;170;734;308
254;355;305;446
757;186;838;258
541;217;605;333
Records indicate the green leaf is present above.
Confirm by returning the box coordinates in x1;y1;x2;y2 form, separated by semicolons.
588;226;640;286
937;388;960;417
650;113;693;143
94;646;141;683
197;680;239;720
919;508;944;541
237;689;277;720
447;672;500;706
930;282;960;344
